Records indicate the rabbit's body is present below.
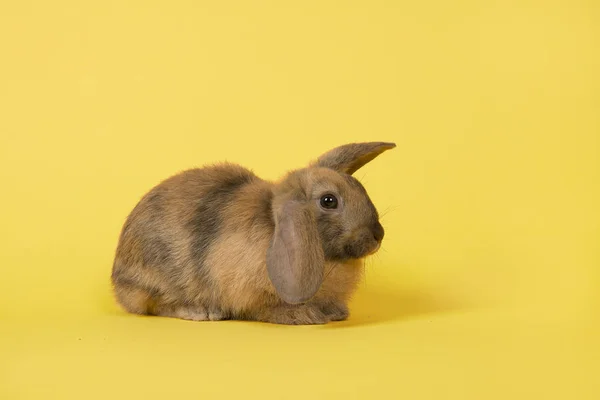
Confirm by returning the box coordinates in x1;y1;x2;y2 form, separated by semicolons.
112;142;395;324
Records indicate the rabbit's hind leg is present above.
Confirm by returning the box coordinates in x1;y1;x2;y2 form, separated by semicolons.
153;304;228;322
159;305;209;321
112;279;213;321
112;279;156;316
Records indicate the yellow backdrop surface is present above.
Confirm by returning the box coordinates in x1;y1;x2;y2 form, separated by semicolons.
0;1;598;399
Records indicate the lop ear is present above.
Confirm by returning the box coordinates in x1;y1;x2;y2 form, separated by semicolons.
266;200;324;305
313;142;396;175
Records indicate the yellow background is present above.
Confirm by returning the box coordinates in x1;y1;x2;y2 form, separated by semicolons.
1;1;598;398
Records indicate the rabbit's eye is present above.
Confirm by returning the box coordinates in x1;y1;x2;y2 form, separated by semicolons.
320;194;338;210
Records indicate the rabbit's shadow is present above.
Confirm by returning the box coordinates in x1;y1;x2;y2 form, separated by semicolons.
98;266;468;327
326;284;466;328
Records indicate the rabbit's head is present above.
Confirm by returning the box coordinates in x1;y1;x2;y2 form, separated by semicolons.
267;142;395;304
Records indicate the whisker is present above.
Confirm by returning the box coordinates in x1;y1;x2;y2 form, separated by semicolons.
323;262;337;281
379;204;401;221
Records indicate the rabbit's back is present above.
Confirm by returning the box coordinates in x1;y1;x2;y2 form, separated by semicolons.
111;163;273;316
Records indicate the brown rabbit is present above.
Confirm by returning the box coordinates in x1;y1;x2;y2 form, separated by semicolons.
111;142;395;324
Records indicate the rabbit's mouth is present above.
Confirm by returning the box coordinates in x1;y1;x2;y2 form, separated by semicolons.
347;240;381;259
367;241;381;256
339;235;382;260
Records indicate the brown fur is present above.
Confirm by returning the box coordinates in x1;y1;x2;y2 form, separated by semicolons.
111;142;395;324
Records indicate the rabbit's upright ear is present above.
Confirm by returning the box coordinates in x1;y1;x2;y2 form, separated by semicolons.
313;142;396;175
266;201;324;304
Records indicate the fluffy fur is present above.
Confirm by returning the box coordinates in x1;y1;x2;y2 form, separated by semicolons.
111;142;395;324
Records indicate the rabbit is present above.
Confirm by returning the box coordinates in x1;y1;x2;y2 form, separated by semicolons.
111;142;395;325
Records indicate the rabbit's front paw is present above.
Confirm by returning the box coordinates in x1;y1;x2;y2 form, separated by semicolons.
260;304;329;325
319;302;349;321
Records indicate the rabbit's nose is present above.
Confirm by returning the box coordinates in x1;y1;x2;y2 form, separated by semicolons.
372;221;385;242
